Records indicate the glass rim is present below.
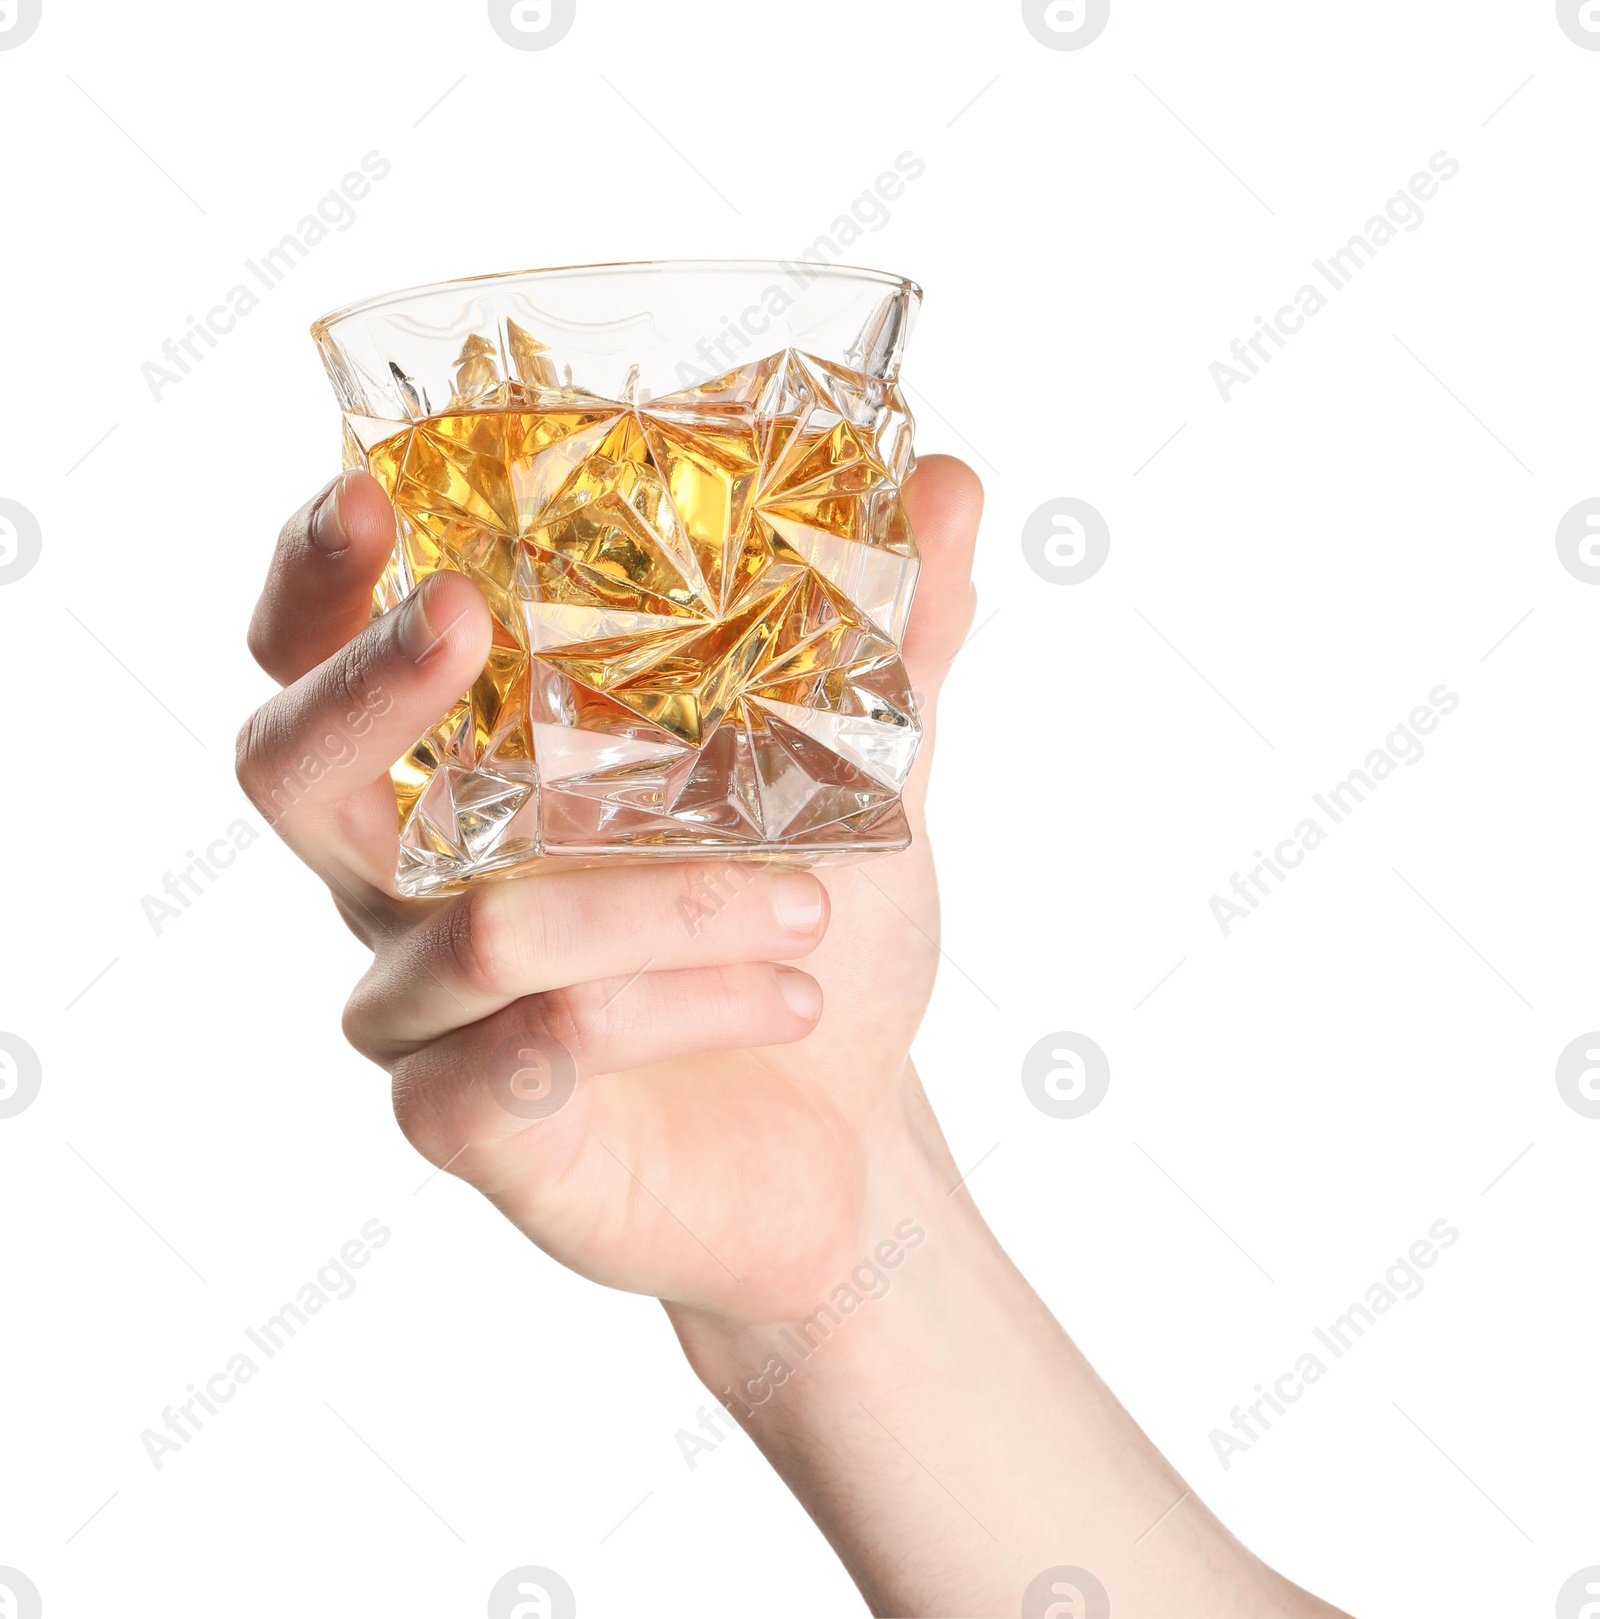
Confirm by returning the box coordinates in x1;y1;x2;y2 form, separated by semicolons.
311;258;923;341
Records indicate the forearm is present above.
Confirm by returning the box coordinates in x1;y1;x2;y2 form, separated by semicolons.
667;1084;1346;1619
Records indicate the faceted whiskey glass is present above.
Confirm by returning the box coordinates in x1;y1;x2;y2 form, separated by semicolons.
312;261;924;897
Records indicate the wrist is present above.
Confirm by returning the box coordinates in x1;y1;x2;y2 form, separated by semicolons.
664;1103;1017;1420
661;1118;1069;1618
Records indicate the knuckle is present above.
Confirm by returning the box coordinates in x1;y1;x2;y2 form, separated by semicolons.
448;887;530;997
532;985;588;1063
326;621;386;721
277;500;311;556
245;610;273;674
340;977;381;1061
389;1054;450;1162
233;705;279;814
704;964;761;1032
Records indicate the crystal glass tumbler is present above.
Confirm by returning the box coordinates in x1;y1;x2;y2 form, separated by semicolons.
312;261;923;897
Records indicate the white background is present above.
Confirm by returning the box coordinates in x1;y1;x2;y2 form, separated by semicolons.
1;2;1595;1614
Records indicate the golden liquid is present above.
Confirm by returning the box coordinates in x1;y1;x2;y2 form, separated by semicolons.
360;347;920;890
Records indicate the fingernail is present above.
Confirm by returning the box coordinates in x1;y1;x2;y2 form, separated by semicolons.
770;871;825;934
310;471;354;555
397;579;440;662
775;968;823;1021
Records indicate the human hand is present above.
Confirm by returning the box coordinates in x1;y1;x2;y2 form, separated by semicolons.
237;456;983;1324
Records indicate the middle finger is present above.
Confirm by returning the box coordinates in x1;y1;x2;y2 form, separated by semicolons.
343;860;830;1055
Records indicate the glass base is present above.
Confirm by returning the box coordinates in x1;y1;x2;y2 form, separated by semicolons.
396;810;913;898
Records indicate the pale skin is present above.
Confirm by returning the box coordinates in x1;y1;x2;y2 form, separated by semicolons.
238;456;1350;1619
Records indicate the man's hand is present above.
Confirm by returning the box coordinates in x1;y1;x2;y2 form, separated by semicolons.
236;455;983;1324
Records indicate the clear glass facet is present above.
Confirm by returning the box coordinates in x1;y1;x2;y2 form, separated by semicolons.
312;261;924;897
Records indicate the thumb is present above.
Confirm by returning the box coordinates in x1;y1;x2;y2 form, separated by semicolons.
899;455;984;715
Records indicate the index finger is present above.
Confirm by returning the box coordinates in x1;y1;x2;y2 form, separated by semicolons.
248;469;398;686
236;569;493;892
